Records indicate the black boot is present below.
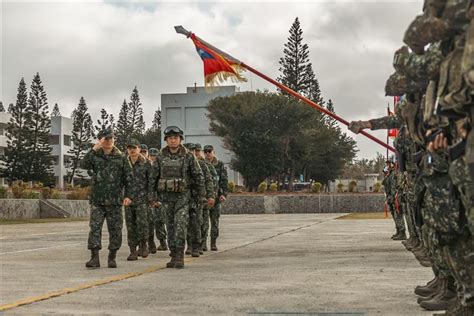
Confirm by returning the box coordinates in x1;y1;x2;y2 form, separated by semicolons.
127;246;138;261
202;239;208;252
415;277;439;297
211;238;218;251
192;243;200;257
393;230;407;240
166;250;176;268
108;249;117;268
148;237;157;254
139;241;149;258
157;239;168;251
420;277;457;311
175;248;185;269
391;228;399;239
85;249;100;268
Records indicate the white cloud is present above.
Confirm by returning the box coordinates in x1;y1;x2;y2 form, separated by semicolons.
1;0;423;158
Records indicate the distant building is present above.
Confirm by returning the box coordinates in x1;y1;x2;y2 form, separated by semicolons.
328;173;382;193
161;85;243;185
0;113;88;188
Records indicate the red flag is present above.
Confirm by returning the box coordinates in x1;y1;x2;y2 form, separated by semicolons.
191;34;246;87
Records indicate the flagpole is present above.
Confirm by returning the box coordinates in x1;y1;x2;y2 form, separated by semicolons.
175;26;396;153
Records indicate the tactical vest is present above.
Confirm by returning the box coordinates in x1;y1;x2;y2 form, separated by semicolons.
158;155;187;193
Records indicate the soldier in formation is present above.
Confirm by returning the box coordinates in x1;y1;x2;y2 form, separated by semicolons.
349;1;473;314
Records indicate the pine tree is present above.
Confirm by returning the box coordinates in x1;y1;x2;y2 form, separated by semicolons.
278;17;313;95
305;65;324;106
68;97;93;184
115;99;130;150
0;101;4;112
2;78;30;183
151;109;161;130
325;99;338;128
24;73;54;184
51;103;61;117
7;103;14;112
128;86;145;138
95;108;115;137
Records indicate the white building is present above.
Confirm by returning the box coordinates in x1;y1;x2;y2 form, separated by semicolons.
0;113;87;189
161;85;243;185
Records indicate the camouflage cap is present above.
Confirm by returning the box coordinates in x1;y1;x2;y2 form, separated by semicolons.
149;148;159;156
140;144;148;151
127;138;141;148
184;143;196;150
194;143;202;150
100;128;114;139
203;145;214;152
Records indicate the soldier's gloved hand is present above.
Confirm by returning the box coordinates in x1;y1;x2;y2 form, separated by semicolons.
123;198;132;206
207;198;215;207
348;121;370;134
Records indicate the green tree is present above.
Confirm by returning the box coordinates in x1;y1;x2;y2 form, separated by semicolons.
136;108;161;149
94;108;114;137
0;101;5;112
24;73;54;184
115;99;130;150
2;78;30;183
51;103;61;117
151;109;161;130
68;97;93;184
128;86;146;138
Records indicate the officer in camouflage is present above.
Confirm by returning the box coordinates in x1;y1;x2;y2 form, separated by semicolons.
151;126;204;269
124;139;153;261
81;128;133;269
382;158;407;240
204;145;228;251
148;147;168;251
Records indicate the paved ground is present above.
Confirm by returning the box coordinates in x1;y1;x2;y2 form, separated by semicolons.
0;214;433;315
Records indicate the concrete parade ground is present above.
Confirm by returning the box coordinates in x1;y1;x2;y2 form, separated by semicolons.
0;214;434;315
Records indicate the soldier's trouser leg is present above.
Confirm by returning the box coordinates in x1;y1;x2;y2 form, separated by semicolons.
424;225;451;278
210;202;221;240
201;207;210;243
404;201;418;239
136;204;149;244
125;206;138;248
148;206;156;241
195;206;203;245
164;199;189;251
155;207;167;241
187;207;198;247
88;205;106;250
105;205;123;250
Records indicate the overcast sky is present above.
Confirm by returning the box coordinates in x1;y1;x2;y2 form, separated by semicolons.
1;0;423;159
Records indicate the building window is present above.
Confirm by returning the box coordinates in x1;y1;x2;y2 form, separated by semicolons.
64;135;71;147
50;135;59;145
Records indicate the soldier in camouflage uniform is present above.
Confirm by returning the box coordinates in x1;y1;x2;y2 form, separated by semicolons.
124;139;153;261
184;143;215;257
204;145;228;251
382;158;407;240
81;128;133;269
151;126;204;269
139;144;157;254
148;148;168;251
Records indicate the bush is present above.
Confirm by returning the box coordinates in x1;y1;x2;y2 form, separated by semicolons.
68;187;90;200
32;182;44;189
228;181;235;193
11;182;27;198
336;182;344;193
51;189;61;199
348;180;358;193
41;187;53;199
21;190;41;199
269;183;278;192
311;182;322;193
373;182;382;193
257;182;267;193
0;186;7;199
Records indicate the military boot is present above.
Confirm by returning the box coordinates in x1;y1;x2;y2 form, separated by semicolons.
185;243;192;256
108;249;117;268
192;243;200;257
175;248;185;269
393;230;407;240
157;239;168;251
391;228;399;239
198;246;204;255
202;239;208;252
138;241;149;258
415;277;440;297
211;238;218;251
420;277;457;311
85;249;100;268
166;251;176;268
148;237;157;254
127;246;138;261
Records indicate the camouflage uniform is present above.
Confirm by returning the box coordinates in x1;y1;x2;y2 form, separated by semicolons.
382;166;406;237
201;160;218;250
206;156;228;247
152;144;204;266
124;154;153;251
187;157;215;256
81;146;132;251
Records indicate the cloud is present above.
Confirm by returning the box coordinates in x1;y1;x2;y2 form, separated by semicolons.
1;0;423;158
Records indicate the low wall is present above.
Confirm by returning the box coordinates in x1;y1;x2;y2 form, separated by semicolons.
0;194;386;219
